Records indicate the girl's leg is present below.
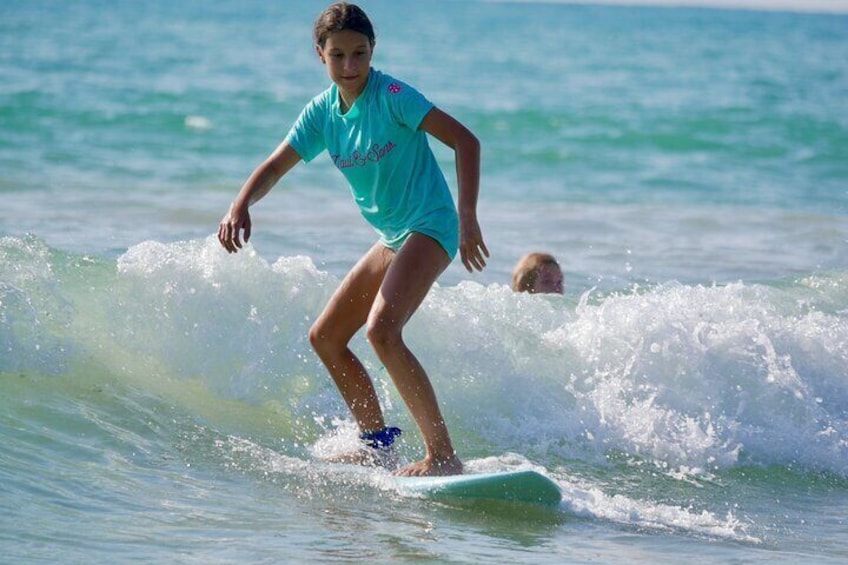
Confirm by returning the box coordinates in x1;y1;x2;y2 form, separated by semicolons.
365;233;461;477
309;242;394;433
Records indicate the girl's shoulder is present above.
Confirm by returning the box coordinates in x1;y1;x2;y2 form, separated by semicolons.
366;69;434;128
368;69;420;97
295;83;337;126
307;83;337;109
367;69;431;117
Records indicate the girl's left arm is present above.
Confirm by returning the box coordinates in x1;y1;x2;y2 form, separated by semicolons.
419;107;489;272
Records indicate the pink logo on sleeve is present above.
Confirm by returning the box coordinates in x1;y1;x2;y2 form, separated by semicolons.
387;82;402;94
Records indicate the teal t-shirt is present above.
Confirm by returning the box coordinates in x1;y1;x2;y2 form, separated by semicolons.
284;68;459;259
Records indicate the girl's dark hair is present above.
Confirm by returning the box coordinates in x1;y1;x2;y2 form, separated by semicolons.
313;3;376;48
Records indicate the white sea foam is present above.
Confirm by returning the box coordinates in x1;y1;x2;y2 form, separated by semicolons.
5;235;847;480
101;238;848;479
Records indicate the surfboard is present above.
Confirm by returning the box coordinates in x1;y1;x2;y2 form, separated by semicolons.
393;469;561;506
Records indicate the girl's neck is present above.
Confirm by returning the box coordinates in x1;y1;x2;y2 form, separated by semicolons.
339;92;356;113
338;68;370;113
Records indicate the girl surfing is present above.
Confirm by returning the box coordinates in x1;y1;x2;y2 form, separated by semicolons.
218;2;488;476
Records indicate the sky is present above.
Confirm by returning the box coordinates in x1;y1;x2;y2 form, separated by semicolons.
493;0;848;13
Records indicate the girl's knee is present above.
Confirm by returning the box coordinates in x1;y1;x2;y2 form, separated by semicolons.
309;320;336;358
365;317;402;353
307;322;321;348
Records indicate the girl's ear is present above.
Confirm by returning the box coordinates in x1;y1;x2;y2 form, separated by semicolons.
315;45;325;64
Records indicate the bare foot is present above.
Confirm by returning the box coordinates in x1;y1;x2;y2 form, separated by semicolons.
394;455;463;477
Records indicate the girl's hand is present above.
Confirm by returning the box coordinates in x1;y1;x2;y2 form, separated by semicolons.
459;215;489;272
217;141;301;254
218;204;251;253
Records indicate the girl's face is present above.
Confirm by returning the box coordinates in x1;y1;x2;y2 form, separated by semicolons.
317;30;373;105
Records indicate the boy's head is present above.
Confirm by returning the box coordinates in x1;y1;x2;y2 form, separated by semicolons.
512;253;564;294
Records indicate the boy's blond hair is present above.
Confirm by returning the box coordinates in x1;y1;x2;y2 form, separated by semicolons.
512;252;560;293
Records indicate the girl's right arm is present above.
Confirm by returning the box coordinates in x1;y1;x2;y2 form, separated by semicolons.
218;141;302;253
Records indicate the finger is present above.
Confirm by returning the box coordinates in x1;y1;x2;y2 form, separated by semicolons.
223;223;238;253
218;224;233;252
473;244;487;268
232;226;242;250
462;256;473;273
460;248;472;272
479;240;490;259
465;241;487;270
471;252;485;271
461;248;482;272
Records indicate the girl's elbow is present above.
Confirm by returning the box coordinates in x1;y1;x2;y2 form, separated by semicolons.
469;130;481;150
460;129;480;155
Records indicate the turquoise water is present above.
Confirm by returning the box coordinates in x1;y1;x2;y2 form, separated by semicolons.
3;0;848;562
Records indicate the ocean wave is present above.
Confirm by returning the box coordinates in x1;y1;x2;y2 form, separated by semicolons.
3;235;847;480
